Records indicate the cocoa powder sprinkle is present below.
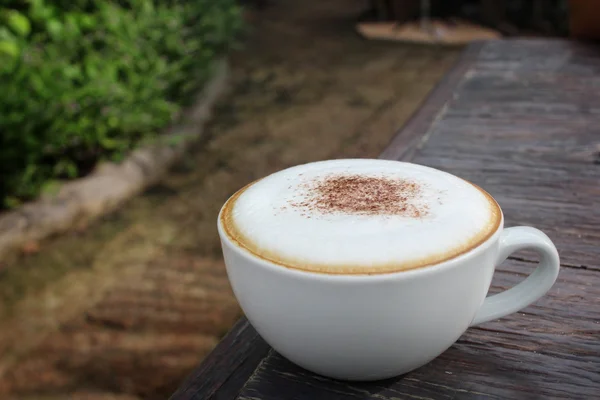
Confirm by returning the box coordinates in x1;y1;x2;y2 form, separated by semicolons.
289;174;429;218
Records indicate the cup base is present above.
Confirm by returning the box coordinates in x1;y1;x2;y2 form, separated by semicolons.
274;350;437;382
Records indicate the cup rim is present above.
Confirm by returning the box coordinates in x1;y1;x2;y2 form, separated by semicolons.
217;205;504;282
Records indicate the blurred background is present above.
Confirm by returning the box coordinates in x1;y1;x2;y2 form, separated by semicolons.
0;0;594;398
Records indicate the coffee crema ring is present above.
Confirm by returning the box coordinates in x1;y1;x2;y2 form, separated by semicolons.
220;159;501;275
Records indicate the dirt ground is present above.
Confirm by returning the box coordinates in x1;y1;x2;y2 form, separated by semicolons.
0;1;459;398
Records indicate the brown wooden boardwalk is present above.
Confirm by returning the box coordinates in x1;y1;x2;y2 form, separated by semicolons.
171;39;600;400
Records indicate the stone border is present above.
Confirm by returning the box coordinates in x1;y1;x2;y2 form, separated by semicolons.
0;59;229;263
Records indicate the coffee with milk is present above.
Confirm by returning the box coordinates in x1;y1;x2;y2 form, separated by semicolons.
217;159;558;381
220;159;501;275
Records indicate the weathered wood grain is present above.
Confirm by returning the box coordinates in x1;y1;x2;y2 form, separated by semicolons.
171;39;600;400
379;42;483;162
390;39;600;270
236;261;600;400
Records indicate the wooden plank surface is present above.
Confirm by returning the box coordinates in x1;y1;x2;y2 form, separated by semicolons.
402;40;600;271
379;42;484;162
171;39;600;400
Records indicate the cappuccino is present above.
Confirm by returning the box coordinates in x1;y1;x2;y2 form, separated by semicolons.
220;159;501;274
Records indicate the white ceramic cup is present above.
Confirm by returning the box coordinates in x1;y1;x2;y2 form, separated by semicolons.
217;181;560;381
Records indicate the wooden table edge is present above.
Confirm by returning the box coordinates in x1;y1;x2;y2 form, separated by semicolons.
170;40;487;400
169;319;271;400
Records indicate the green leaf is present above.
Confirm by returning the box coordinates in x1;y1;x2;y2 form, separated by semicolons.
29;74;46;95
0;27;15;40
30;0;54;23
63;65;81;80
65;14;80;36
46;19;63;40
0;40;19;59
79;14;96;30
85;60;99;79
6;11;31;37
107;116;119;128
141;0;155;15
99;135;120;149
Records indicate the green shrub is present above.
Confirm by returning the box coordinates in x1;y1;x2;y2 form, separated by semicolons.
0;0;242;207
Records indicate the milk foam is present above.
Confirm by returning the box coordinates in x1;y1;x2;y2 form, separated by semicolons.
222;159;500;274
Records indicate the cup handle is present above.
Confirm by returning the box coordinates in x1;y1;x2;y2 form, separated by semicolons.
470;226;560;326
